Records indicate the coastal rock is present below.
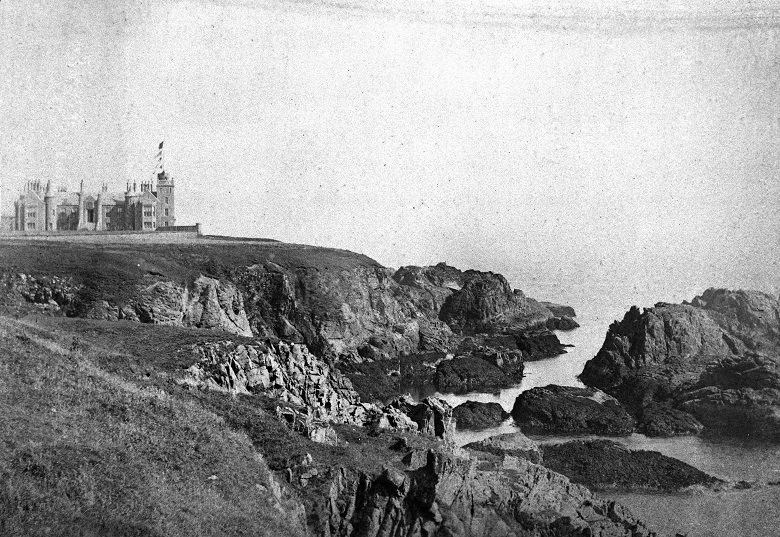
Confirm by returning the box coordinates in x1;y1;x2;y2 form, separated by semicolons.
541;301;577;318
440;271;552;334
388;395;455;441
183;275;253;337
514;329;570;360
677;353;780;440
580;290;780;440
541;440;721;492
463;431;543;463
547;315;580;331
580;304;730;404
452;401;510;430
316;448;655;537
434;355;515;392
690;288;780;348
512;385;636;435
636;403;704;437
184;339;363;424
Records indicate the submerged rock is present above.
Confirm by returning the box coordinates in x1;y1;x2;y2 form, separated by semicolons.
452;401;509;430
541;439;722;492
512;385;636;435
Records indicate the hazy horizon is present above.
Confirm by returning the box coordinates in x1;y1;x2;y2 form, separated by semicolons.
2;0;779;302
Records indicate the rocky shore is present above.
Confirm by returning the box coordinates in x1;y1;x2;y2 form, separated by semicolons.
1;239;661;537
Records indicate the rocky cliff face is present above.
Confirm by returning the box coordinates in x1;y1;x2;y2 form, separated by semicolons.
1;247;574;403
310;447;654;537
580;289;780;439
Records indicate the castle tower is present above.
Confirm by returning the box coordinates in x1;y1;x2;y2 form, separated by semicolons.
155;169;175;228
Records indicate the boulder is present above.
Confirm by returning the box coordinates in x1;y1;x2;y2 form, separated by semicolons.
512;385;635;435
463;431;543;463
452;401;510;430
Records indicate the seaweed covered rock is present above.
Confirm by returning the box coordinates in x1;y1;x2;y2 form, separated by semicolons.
512;385;635;435
452;401;510;430
541;440;722;492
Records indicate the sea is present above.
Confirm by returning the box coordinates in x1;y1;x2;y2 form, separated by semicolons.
410;269;780;537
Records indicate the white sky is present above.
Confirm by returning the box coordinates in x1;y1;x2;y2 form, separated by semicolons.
1;0;779;297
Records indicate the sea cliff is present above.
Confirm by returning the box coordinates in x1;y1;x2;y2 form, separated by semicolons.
0;238;657;537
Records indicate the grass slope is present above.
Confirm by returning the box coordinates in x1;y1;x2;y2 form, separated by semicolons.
0;313;437;536
0;314;307;537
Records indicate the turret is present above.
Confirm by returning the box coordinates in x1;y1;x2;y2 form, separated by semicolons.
77;180;87;229
95;190;103;231
44;180;56;231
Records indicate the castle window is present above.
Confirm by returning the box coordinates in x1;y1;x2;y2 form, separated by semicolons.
164;197;169;204
144;222;153;229
26;211;36;218
27;222;35;230
143;206;153;217
164;208;169;216
87;209;95;223
164;221;168;227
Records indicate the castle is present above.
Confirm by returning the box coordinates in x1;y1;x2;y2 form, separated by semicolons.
10;144;176;233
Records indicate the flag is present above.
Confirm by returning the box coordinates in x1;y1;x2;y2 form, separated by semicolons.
155;141;164;160
158;141;164;150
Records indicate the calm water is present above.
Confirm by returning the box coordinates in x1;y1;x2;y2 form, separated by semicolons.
412;278;780;537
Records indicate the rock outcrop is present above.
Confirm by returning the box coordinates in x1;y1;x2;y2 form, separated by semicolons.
541;440;722;492
184;339;363;424
439;271;552;334
434;355;519;392
580;289;780;440
387;395;455;442
452;401;510;430
512;385;636;435
312;447;655;537
463;431;543;463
